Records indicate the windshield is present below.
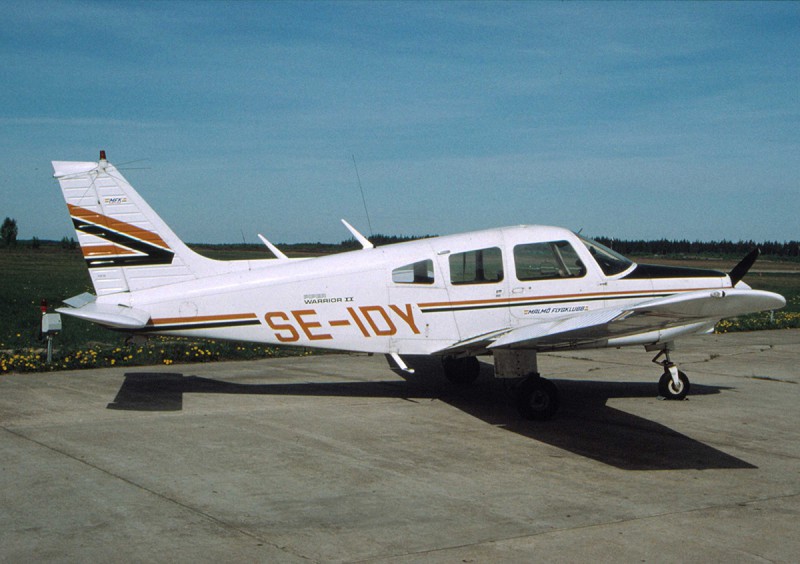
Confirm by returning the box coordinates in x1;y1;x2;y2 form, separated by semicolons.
578;235;635;277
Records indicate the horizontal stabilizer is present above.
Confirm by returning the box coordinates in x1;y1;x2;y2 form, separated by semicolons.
62;292;96;309
57;300;151;329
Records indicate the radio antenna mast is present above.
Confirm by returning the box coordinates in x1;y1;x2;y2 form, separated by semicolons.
351;155;374;237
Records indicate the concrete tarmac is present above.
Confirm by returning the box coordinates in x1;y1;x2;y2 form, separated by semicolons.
1;330;799;563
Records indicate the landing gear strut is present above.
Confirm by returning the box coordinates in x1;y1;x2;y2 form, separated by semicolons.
652;348;690;400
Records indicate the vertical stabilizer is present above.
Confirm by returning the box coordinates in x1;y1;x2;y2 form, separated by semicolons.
52;153;217;296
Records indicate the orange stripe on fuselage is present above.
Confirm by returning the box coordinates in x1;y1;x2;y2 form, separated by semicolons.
417;286;726;310
68;204;171;250
150;313;259;326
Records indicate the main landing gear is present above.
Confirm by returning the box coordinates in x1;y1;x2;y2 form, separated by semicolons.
442;354;559;420
442;346;692;421
515;375;560;421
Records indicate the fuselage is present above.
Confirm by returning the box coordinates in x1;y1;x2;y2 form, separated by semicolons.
105;225;732;355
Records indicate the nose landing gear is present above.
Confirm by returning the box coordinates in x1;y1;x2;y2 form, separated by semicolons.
653;348;690;400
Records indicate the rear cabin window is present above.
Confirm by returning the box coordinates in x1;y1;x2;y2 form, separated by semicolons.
514;241;586;281
449;247;504;285
392;260;434;284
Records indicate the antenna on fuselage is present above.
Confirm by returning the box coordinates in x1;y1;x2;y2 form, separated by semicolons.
258;234;289;260
341;219;374;250
352;155;374;237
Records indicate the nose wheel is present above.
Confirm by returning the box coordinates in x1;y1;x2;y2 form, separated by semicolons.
653;349;691;400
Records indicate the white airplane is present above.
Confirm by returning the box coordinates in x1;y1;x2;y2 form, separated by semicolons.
52;152;786;420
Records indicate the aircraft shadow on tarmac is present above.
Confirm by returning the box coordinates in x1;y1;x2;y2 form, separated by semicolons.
108;357;754;471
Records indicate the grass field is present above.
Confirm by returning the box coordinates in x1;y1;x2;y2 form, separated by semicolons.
1;243;798;374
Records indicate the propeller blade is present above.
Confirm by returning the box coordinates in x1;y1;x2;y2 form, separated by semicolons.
729;248;760;286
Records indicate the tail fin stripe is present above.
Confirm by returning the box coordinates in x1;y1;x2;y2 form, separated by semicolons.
82;245;139;258
73;217;175;268
68;204;171;249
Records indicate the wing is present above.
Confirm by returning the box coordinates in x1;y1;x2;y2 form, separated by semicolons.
442;288;785;353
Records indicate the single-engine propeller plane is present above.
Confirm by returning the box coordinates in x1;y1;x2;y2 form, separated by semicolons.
53;152;786;419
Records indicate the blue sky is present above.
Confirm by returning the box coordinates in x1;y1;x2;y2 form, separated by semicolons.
2;1;798;244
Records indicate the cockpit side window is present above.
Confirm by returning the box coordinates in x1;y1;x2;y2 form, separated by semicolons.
514;241;586;281
449;247;504;285
577;235;634;276
392;259;434;284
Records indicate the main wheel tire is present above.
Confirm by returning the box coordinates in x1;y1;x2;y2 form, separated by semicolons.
658;370;690;400
442;356;480;386
516;377;559;421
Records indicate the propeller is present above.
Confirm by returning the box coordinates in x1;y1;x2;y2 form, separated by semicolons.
729;248;760;286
